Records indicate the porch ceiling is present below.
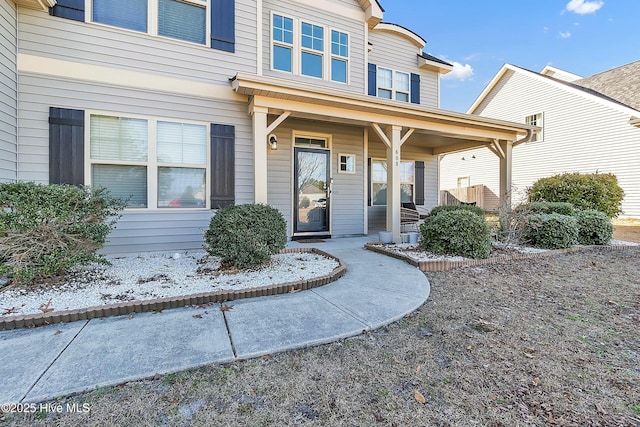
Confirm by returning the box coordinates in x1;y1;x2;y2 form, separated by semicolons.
231;73;538;155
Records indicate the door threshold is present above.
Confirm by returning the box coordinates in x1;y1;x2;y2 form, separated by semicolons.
291;234;331;241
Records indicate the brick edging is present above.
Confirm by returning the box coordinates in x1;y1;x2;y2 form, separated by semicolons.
0;248;346;331
364;242;639;272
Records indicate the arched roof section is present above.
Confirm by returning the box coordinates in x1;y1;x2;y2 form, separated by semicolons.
371;22;426;49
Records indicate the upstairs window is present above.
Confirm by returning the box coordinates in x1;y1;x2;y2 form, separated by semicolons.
93;0;148;32
331;30;348;83
271;13;349;84
377;67;411;102
525;112;544;142
301;22;324;78
272;14;294;72
92;0;208;45
158;0;207;45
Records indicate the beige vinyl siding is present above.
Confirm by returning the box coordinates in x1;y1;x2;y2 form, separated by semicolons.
262;0;366;93
367;30;438;108
419;69;439;108
18;73;254;253
266;118;365;237
367;139;438;231
18;0;257;83
0;0;17;182
441;68;640;216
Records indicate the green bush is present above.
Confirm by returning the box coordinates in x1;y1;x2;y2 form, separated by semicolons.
419;210;492;259
204;204;287;269
0;182;126;284
528;172;624;217
524;201;575;216
574;209;613;245
521;213;578;249
426;204;485;220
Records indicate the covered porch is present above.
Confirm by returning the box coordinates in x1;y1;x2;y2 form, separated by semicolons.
231;73;537;243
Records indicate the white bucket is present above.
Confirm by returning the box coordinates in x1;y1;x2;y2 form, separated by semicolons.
408;232;419;244
378;231;393;244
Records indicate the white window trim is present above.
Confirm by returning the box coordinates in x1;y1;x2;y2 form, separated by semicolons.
330;29;349;84
271;12;295;75
299;20;324;80
377;67;411;102
338;153;355;174
84;110;211;210
371;158;415;206
525;112;544;142
86;0;211;49
270;11;350;84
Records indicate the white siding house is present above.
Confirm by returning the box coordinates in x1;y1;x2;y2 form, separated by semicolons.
3;0;534;253
440;62;640;217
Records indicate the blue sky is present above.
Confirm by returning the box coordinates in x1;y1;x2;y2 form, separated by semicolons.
382;0;640;113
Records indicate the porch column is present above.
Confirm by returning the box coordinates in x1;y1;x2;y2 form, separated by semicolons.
252;106;269;204
498;140;513;209
386;125;402;243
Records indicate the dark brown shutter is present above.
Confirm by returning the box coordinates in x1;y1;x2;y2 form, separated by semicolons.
415;160;425;205
210;124;235;208
49;107;85;185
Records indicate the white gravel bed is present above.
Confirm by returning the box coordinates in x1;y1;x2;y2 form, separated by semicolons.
610;240;640;246
0;251;339;317
375;240;638;264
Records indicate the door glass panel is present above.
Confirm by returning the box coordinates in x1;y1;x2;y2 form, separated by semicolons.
296;149;329;233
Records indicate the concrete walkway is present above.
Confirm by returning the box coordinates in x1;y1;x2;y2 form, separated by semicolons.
0;236;430;405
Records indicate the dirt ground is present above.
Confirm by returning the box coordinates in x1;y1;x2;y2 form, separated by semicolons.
3;247;640;427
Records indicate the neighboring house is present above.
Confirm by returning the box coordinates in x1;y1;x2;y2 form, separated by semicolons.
440;62;640;217
3;0;534;254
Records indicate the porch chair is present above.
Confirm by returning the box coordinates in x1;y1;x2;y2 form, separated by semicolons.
400;202;421;233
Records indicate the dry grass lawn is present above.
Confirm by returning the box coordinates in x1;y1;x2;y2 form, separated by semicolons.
3;247;640;426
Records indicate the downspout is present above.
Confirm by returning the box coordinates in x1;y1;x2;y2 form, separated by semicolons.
512;128;535;148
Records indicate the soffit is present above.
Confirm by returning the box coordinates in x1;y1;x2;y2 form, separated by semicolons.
232;73;536;149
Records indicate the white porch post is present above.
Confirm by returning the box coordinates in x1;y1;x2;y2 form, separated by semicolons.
498;140;513;209
386;125;402;243
251;105;269;204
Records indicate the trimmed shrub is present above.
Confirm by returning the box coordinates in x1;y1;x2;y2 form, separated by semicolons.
419;209;492;259
528;172;624;217
204;203;287;269
426;204;485;220
574;209;613;245
521;213;578;249
525;201;575;216
0;182;126;284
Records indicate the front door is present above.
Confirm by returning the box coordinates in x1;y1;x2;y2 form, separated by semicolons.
294;147;330;235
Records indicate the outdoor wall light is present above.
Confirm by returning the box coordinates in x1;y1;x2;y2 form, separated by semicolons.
269;134;278;150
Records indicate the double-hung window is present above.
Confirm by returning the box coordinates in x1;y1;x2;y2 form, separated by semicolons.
92;0;207;45
271;13;349;84
301;22;324;78
331;30;348;83
377;68;411;102
371;160;414;205
89;114;208;209
272;14;294;72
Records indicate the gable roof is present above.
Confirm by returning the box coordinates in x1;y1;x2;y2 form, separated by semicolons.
468;63;640;118
574;60;640;111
